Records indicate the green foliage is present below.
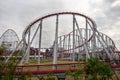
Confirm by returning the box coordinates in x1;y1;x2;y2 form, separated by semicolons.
0;61;5;79
65;58;114;80
46;74;55;80
38;75;56;80
0;61;17;80
46;76;55;80
0;53;18;80
65;70;83;80
86;57;113;80
18;74;26;80
38;76;46;80
0;47;5;55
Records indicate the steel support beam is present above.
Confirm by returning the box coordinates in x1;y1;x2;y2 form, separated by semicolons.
38;20;42;64
53;15;59;69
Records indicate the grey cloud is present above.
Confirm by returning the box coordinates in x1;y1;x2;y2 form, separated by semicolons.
0;0;120;49
0;0;65;39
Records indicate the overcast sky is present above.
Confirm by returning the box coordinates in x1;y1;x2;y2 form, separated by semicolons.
0;0;120;49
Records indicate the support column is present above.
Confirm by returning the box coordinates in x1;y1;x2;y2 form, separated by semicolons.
62;36;65;60
38;20;42;64
26;29;31;63
20;24;40;65
59;37;62;58
74;16;90;61
53;15;59;69
86;18;88;41
72;15;75;62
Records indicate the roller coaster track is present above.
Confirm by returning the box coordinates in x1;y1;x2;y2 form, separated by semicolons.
3;12;120;79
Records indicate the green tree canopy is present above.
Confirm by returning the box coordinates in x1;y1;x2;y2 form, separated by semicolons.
86;57;113;80
0;47;5;55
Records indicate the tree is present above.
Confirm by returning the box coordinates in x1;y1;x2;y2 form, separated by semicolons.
0;59;17;80
86;57;113;80
0;47;5;56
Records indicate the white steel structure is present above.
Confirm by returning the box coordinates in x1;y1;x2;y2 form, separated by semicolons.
0;29;19;52
5;12;120;66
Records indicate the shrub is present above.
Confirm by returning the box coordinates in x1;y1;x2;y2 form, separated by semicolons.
86;57;113;80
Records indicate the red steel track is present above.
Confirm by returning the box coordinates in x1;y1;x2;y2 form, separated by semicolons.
10;62;120;76
2;60;120;76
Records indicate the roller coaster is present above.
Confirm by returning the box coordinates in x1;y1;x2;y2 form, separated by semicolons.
0;29;19;54
0;12;120;79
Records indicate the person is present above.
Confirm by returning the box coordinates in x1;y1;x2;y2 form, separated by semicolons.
45;48;49;59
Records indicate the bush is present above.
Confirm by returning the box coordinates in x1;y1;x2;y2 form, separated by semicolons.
86;57;113;80
0;47;5;55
